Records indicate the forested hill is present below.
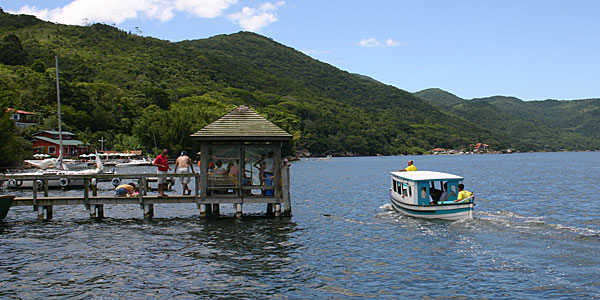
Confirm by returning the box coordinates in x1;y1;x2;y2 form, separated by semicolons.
415;88;600;151
0;10;593;165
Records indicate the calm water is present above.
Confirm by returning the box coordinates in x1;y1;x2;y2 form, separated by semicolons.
1;152;599;299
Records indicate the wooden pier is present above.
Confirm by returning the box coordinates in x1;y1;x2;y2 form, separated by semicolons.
1;105;293;221
0;169;291;220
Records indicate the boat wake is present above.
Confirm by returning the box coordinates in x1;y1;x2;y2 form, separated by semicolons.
476;210;600;239
377;203;599;239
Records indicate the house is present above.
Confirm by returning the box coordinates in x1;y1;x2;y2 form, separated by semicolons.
432;148;448;154
31;130;89;157
473;143;490;153
474;143;489;150
6;108;38;129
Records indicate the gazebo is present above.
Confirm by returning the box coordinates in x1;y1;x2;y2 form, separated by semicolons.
190;105;293;217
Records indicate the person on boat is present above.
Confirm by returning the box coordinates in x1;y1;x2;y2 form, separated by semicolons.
439;182;449;203
455;183;474;202
152;148;171;197
115;182;137;197
398;160;417;172
175;151;194;195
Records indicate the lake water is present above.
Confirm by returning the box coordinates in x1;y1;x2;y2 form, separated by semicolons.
1;152;599;299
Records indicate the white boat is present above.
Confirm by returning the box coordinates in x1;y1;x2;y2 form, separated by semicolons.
23;158;61;169
5;155;107;189
389;171;474;220
115;157;152;167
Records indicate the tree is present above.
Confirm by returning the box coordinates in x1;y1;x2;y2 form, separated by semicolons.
0;103;31;168
0;34;28;65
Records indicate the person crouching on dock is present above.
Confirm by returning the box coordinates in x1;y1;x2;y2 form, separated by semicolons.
115;183;137;197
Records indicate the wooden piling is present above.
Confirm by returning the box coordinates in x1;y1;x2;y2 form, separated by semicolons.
89;204;97;219
235;203;243;218
37;205;44;220
143;204;154;219
97;204;104;219
274;203;281;217
281;164;292;216
45;205;53;220
199;203;207;217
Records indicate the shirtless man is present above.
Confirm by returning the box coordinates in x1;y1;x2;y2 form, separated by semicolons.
175;151;194;195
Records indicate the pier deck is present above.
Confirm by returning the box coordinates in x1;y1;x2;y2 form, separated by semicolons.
1;169;291;220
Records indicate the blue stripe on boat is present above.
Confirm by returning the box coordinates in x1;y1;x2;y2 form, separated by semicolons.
390;198;472;215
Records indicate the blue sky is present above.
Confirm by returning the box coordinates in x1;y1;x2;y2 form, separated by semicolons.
2;0;599;101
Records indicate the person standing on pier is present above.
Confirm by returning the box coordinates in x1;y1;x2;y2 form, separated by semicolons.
175;151;194;195
153;148;171;197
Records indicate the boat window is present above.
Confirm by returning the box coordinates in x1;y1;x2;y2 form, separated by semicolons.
402;183;408;196
407;185;412;197
450;184;457;196
420;187;427;199
392;179;397;192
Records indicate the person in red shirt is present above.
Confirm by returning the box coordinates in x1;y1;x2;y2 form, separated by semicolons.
152;148;171;197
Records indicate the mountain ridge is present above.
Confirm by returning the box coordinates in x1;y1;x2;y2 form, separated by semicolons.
414;88;600;150
0;10;597;162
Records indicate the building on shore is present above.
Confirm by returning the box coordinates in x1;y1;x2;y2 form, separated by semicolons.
6;108;38;129
31;130;89;157
432;148;448;154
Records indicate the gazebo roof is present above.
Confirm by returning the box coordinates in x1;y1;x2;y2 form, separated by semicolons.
190;105;292;141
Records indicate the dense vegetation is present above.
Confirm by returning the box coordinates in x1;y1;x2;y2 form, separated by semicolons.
0;10;597;166
415;88;600;151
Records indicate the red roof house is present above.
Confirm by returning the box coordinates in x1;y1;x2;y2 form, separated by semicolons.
6;108;38;129
31;130;89;157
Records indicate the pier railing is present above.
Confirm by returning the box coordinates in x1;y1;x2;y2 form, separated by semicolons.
0;165;291;220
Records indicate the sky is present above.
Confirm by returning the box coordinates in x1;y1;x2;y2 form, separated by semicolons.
2;0;600;101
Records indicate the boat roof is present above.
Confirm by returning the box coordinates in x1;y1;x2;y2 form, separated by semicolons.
390;171;463;181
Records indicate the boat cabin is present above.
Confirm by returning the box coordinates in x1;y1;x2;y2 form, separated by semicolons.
390;171;463;205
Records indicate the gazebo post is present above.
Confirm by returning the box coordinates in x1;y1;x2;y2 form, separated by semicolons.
200;141;208;218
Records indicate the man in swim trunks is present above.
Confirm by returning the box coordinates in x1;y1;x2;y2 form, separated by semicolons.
175;151;194;195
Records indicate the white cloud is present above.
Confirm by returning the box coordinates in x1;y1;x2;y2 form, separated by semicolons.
9;0;239;25
360;37;407;48
385;38;399;47
359;38;381;48
175;0;238;19
228;1;284;32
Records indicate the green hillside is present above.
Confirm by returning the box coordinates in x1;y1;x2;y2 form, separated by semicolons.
415;88;600;151
478;96;600;140
0;9;505;164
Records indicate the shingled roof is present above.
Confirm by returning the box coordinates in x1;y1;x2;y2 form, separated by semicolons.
190;105;292;141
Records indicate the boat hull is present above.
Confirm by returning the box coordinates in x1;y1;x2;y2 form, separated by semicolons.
389;195;474;221
0;195;14;220
9;179;86;189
